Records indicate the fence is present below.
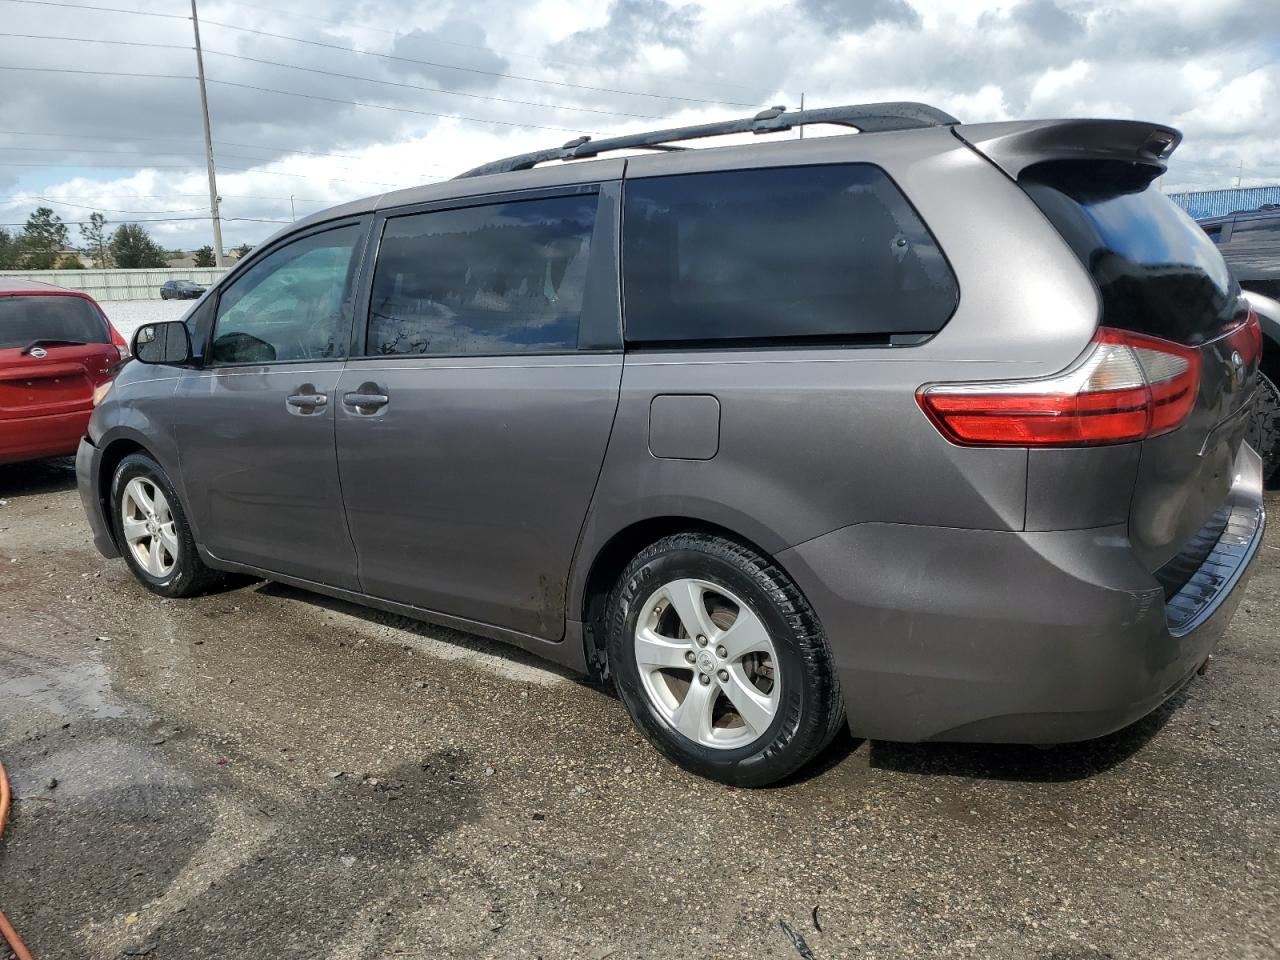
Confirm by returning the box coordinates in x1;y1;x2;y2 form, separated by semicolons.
0;267;228;301
1168;185;1280;220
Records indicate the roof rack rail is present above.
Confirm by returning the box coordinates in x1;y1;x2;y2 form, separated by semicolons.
453;101;960;179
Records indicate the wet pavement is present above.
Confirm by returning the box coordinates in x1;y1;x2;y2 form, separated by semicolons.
1;457;1278;959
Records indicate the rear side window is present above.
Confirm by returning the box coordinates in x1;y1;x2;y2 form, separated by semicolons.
621;164;958;346
0;295;106;349
366;194;597;356
1021;160;1239;345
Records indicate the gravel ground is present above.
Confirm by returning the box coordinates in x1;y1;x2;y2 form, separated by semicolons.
99;300;192;344
0;458;1277;959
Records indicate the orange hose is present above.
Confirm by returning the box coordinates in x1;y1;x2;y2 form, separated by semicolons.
0;759;36;960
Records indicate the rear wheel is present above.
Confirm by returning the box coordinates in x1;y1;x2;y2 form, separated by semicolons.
606;532;844;786
1246;371;1280;485
110;452;220;597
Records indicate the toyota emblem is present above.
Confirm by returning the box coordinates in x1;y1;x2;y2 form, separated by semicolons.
29;346;48;359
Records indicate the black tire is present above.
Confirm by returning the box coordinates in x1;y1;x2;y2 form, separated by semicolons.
110;452;221;597
606;532;845;787
1246;371;1280;486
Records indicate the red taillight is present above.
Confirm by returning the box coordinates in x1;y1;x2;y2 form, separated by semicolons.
108;322;130;360
1223;309;1263;370
916;328;1200;447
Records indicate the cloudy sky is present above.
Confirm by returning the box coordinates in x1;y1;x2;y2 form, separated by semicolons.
1;0;1277;252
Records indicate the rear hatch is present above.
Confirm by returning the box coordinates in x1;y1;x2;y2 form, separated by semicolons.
0;294;119;422
1015;157;1258;572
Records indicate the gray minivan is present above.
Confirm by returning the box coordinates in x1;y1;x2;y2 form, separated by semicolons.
78;104;1266;785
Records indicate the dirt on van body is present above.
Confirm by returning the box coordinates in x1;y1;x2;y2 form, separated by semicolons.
1;458;1278;959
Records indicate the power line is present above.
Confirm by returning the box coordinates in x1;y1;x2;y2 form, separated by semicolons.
0;0;757;106
1;0;186;18
1;192;337;202
0;156;425;188
0;65;599;135
210;0;766;96
0;142;422;178
0;32;670;120
23;195;209;213
0;31;190;51
198;18;757;107
0;215;292;226
200;47;667;120
0;128;456;170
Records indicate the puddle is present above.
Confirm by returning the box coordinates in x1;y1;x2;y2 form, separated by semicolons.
0;648;128;721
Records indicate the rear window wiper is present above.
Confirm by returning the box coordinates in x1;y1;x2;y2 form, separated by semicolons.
20;338;88;354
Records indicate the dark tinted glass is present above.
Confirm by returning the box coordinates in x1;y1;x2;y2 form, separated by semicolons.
211;225;359;364
1232;217;1280;236
1220;216;1280;285
367;195;597;356
0;295;107;349
1021;160;1240;344
621;165;957;345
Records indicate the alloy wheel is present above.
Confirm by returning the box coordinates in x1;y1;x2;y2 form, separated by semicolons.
633;578;780;750
121;477;179;578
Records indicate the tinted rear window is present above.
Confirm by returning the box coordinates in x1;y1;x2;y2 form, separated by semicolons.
622;165;958;346
0;294;107;349
1021;160;1240;344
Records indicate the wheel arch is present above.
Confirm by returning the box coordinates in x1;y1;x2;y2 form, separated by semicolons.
575;514;794;680
95;432;195;550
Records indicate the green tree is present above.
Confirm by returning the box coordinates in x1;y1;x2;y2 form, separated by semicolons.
232;242;253;260
0;227;20;269
79;212;112;268
56;255;86;270
109;223;169;269
20;207;70;270
193;245;216;268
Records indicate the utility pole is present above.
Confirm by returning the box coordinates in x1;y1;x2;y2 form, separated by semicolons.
190;0;223;268
1235;159;1244;188
798;91;805;139
290;194;296;220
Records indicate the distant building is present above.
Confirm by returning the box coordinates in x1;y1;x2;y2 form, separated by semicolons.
1168;185;1280;220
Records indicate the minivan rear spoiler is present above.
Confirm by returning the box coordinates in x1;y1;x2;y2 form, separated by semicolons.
952;119;1182;179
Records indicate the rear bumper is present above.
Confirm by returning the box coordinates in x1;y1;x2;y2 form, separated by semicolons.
0;410;90;465
778;443;1266;744
76;436;120;558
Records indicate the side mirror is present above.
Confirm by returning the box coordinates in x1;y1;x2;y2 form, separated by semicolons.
132;321;193;365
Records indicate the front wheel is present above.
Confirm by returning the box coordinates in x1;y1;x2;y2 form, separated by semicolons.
606;532;845;787
110;452;221;597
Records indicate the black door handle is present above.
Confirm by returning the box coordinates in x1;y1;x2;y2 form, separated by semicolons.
342;388;389;412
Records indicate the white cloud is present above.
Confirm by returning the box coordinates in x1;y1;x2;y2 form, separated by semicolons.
1;0;1277;249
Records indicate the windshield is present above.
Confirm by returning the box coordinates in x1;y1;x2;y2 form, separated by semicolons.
0;294;108;349
1021;159;1240;345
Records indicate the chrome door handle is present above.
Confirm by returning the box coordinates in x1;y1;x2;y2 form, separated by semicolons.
342;391;389;412
286;392;328;408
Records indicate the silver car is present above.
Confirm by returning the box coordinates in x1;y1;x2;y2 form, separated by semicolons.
77;104;1267;785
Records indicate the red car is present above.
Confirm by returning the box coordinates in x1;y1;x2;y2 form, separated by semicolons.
0;279;128;465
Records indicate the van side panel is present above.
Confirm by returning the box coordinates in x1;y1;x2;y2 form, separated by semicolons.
571;128;1105;620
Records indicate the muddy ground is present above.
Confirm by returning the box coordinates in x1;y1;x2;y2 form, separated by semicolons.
1;458;1277;959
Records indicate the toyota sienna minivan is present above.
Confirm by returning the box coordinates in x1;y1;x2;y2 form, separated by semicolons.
77;104;1266;786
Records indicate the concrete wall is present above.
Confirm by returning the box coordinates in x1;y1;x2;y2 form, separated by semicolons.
0;267;227;301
